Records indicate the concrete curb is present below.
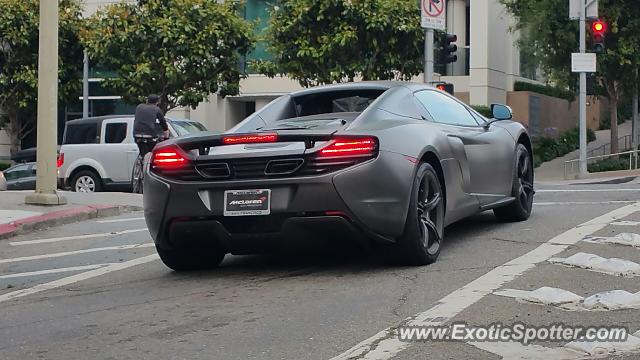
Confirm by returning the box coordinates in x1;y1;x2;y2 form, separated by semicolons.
0;205;143;240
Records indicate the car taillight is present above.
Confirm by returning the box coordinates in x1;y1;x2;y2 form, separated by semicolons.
318;137;378;157
57;153;64;168
222;133;278;145
152;146;189;169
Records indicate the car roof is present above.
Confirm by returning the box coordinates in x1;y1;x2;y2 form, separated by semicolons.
65;115;197;127
289;81;435;97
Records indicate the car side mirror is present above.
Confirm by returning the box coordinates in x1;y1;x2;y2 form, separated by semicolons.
490;103;513;120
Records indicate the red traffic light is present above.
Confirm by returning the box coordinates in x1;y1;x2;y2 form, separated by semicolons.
592;20;606;34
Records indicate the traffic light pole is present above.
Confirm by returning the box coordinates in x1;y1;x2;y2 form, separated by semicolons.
578;0;588;177
424;28;434;84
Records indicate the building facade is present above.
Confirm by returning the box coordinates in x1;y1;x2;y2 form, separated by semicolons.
176;0;536;132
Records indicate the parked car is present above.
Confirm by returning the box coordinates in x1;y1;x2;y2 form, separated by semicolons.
0;169;6;191
57;116;208;192
2;162;37;190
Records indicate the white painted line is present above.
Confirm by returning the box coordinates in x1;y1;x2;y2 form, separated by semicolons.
9;228;148;246
0;243;155;264
495;287;640;311
470;341;585;360
612;220;640;226
0;254;158;304
566;335;640;356
537;189;640;193
535;201;636;206
330;202;640;360
494;286;584;307
549;252;640;277
584;233;640;247
0;264;109;279
96;217;145;224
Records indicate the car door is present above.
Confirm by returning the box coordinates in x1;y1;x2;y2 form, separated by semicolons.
98;119;138;183
414;90;513;205
24;164;37;190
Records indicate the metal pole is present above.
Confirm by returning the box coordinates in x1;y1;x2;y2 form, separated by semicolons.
83;50;89;118
578;0;588;177
25;0;67;205
424;28;434;84
632;68;639;168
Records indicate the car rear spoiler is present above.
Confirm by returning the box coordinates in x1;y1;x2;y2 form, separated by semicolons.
172;130;338;153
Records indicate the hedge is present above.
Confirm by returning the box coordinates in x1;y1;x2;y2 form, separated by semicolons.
470;105;493;118
514;81;575;102
0;162;11;171
532;127;596;167
588;156;631;173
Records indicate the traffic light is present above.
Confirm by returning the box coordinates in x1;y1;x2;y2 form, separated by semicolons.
591;20;606;53
434;82;454;95
440;34;458;64
586;73;595;95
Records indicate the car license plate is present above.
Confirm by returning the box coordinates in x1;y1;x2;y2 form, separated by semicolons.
223;189;271;216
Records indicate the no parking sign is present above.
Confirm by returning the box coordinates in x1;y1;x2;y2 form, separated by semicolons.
421;0;446;30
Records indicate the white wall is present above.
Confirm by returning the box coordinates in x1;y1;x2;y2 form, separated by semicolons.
0;130;10;160
82;0;135;17
469;0;520;105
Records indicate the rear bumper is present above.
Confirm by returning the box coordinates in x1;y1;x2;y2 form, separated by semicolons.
144;150;416;252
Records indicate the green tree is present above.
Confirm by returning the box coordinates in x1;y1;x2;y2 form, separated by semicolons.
255;0;425;87
80;0;255;113
500;0;640;154
0;0;83;155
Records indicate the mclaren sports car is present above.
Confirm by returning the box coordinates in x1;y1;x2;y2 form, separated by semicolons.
143;81;534;270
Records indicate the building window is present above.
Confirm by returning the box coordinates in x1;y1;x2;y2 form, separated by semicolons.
243;0;272;73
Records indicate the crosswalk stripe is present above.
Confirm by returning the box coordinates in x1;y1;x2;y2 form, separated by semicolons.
0;243;155;264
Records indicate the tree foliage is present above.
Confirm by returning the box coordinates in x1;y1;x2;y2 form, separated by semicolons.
0;0;83;154
255;0;425;87
500;0;640;154
80;0;255;113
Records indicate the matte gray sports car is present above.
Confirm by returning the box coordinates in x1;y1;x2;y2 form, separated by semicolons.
143;81;533;270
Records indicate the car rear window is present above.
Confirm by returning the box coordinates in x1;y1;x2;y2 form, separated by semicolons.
64;123;98;144
292;90;384;117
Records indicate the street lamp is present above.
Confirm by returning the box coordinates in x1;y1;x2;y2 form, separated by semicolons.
25;0;67;205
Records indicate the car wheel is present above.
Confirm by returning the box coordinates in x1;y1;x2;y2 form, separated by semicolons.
494;143;534;222
72;170;102;193
396;162;445;266
156;244;225;271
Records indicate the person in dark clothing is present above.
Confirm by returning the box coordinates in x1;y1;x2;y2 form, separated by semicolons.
134;94;169;157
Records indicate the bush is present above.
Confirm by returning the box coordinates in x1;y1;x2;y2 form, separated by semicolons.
588;156;631;173
471;105;493;118
531;127;596;167
514;81;575;102
0;162;10;171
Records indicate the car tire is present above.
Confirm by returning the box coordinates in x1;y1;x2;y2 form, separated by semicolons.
396;162;445;266
156;244;225;271
494;143;534;222
71;170;102;193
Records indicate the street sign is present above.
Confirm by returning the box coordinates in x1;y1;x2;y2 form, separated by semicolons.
569;0;597;19
571;53;596;73
421;0;446;30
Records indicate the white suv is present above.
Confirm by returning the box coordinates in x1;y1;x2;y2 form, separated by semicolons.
57;116;207;192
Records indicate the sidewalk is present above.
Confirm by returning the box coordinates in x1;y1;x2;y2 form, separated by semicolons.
0;191;143;239
535;120;633;181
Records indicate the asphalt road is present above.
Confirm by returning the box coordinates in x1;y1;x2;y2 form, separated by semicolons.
1;180;640;360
